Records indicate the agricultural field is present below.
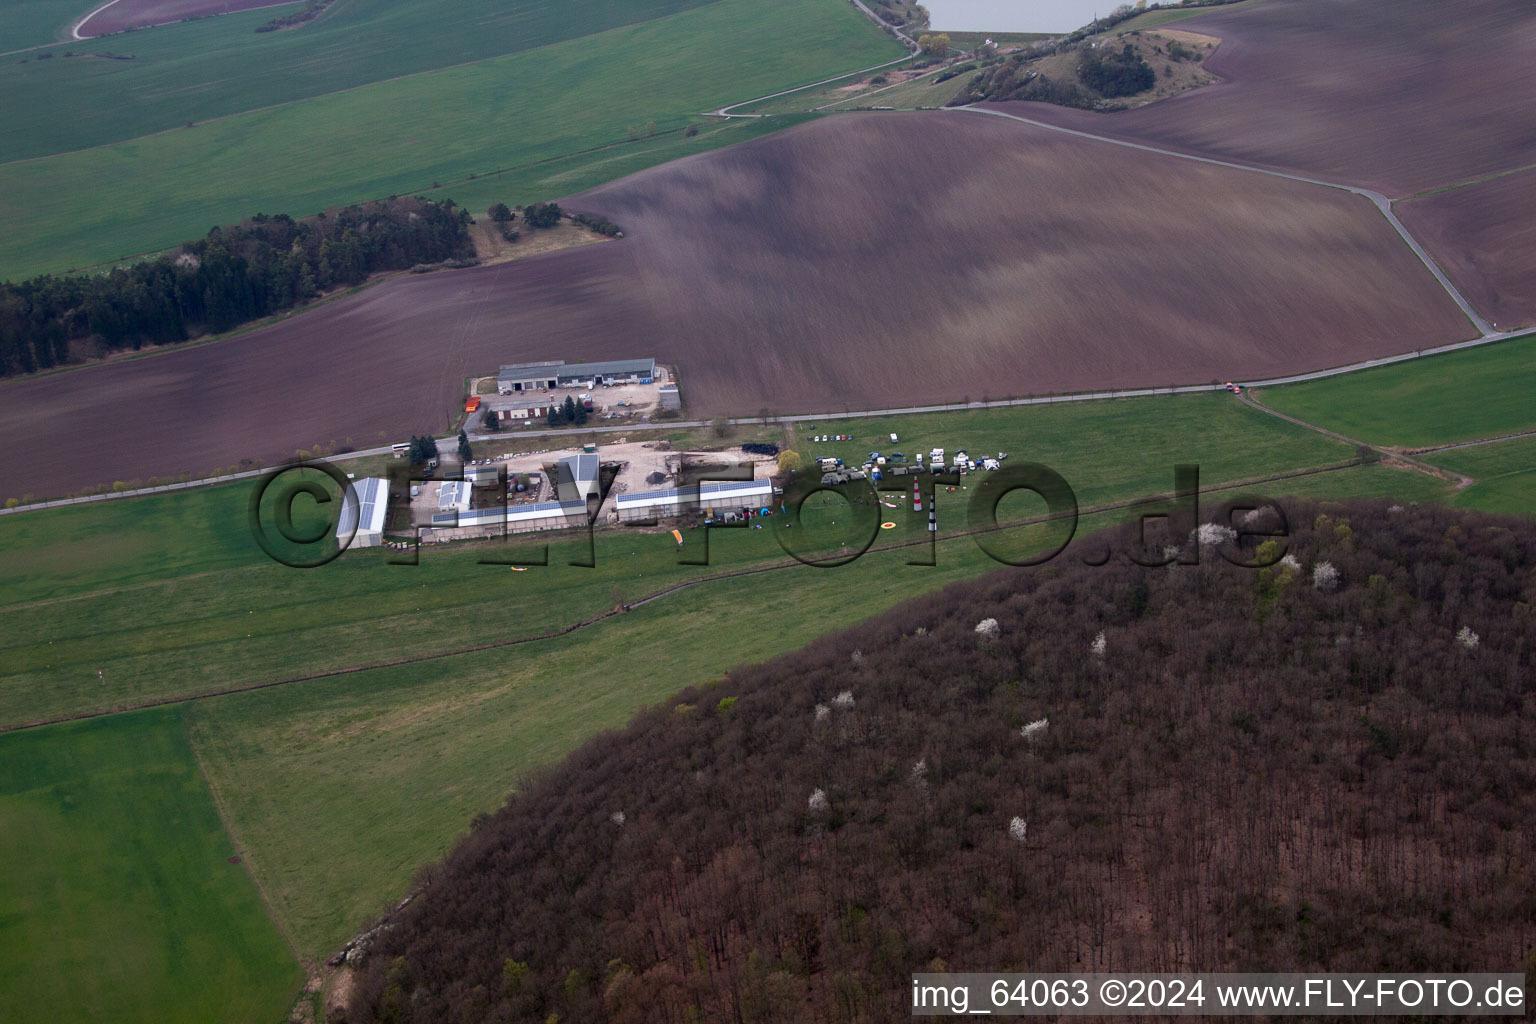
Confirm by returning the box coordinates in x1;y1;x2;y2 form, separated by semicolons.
0;0;714;157
0;0;92;50
0;0;900;277
992;0;1536;197
1;111;1475;499
1397;169;1536;330
1256;332;1536;447
74;0;289;35
0;392;1357;729
2;362;1523;1003
1423;436;1536;518
0;707;301;1023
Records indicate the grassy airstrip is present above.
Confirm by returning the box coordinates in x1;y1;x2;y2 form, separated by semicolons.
0;707;301;1023
2;345;1532;1014
0;0;902;277
1260;333;1536;447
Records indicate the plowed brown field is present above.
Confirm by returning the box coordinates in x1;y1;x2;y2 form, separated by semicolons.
985;0;1536;198
0;112;1473;498
1397;169;1536;331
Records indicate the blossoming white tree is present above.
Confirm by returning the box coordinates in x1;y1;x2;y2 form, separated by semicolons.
1191;522;1238;548
808;788;829;813
1009;817;1028;842
974;618;1000;639
1456;625;1480;650
1313;560;1340;591
832;690;855;710
1021;718;1048;742
1090;631;1107;658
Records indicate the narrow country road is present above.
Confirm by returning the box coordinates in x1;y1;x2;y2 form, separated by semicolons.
711;0;918;117
954;105;1497;337
7;328;1530;518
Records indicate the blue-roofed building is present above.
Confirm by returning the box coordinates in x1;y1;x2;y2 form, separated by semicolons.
337;477;390;549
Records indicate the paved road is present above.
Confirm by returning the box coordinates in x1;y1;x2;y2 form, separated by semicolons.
954;105;1498;337
12;327;1528;519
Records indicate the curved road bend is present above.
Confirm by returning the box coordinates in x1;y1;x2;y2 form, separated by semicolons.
953;105;1497;337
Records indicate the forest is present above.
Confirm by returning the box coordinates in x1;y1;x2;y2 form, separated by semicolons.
0;197;472;377
346;499;1536;1023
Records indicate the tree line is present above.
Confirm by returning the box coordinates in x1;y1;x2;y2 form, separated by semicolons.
0;196;473;378
347;499;1536;1023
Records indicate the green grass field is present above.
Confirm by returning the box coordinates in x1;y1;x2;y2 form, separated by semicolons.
1419;436;1536;518
736;61;961;114
0;706;301;1023
1257;334;1536;448
0;0;89;52
1;392;1355;731
0;0;900;277
0;0;709;159
0;379;1522;1005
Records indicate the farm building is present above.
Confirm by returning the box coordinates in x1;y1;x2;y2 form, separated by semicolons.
337;477;389;549
497;358;655;393
496;361;565;394
553;453;601;503
429;499;587;534
438;481;471;513
658;384;681;410
484;394;557;422
464;464;503;487
557;358;654;387
615;479;775;523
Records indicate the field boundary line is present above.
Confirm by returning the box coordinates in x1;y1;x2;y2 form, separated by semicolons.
0;454;1378;736
1408;429;1536;456
952;104;1498;336
1402;161;1536;201
182;708;307;963
1239;390;1471;487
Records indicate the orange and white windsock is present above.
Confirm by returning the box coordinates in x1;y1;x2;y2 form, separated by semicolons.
913;479;923;512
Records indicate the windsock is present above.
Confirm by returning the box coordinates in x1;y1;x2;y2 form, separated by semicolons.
913;479;923;512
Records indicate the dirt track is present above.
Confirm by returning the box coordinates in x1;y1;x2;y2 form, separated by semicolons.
0;112;1476;499
986;0;1536;198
